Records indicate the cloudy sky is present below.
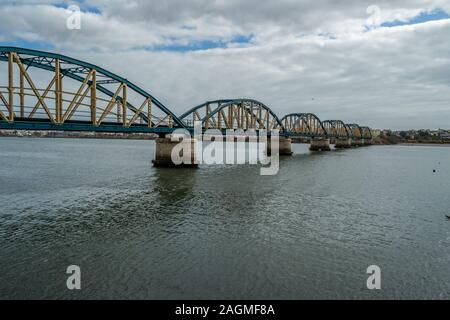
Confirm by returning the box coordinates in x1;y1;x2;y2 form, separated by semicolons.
1;0;450;129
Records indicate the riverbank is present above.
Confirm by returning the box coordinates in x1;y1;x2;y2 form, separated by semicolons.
398;143;450;147
2;129;449;145
373;135;450;145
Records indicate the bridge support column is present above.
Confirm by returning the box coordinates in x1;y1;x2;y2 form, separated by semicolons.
351;139;364;147
152;135;198;167
279;136;293;155
266;136;293;156
335;138;352;149
310;138;331;151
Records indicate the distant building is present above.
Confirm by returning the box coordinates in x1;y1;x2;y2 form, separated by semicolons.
371;129;381;137
430;131;440;136
440;133;450;140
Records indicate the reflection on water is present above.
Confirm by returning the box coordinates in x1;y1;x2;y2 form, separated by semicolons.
0;137;449;299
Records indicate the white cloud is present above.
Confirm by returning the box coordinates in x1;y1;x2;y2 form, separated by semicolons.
1;1;450;129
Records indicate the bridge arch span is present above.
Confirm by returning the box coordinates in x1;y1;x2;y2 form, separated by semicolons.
345;123;363;139
179;100;233;127
322;120;350;139
180;99;284;131
280;113;327;138
0;46;185;130
360;126;373;139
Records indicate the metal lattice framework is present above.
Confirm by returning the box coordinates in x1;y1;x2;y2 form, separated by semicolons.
360;126;373;140
179;100;232;127
279;113;327;138
0;47;373;140
346;123;363;139
0;47;185;133
322;120;350;139
179;99;284;131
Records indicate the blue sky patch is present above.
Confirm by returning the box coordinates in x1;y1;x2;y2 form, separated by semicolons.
381;9;450;28
0;39;54;51
152;35;253;52
54;1;101;15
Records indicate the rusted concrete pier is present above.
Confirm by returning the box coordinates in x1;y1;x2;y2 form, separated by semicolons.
310;138;331;151
153;135;198;167
335;138;352;148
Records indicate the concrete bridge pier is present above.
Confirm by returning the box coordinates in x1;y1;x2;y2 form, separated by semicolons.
351;139;364;147
267;136;293;155
279;136;293;155
335;138;352;149
310;138;331;151
152;135;198;167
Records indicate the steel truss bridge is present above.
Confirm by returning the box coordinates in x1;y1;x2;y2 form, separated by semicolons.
0;47;372;142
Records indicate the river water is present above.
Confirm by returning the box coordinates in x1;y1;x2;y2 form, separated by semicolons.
0;137;449;299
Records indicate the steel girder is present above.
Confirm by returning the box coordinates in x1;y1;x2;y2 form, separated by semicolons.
280;113;327;138
0;46;185;128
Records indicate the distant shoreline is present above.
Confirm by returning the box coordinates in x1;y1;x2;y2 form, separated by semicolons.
0;130;157;140
398;142;450;147
1;130;449;146
373;136;450;146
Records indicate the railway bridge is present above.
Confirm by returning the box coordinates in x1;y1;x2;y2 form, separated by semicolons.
0;47;373;167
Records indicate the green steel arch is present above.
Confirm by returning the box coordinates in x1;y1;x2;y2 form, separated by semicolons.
280;113;327;138
360;126;373;139
0;46;185;128
179;99;233;124
345;123;363;139
323;120;350;139
181;99;285;130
